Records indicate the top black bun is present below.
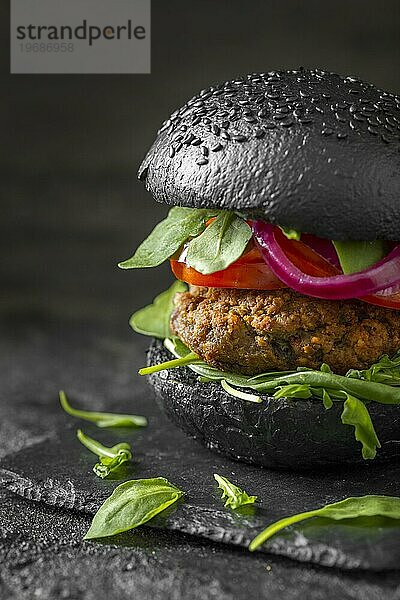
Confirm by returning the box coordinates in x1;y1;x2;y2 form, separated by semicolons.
138;69;400;241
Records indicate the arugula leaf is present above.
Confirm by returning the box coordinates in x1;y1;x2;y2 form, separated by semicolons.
59;391;147;428
253;370;400;405
273;384;313;400
185;211;252;274
118;207;217;269
130;280;187;339
156;338;400;405
150;338;400;461
333;240;389;274
280;227;301;241
249;495;400;551
347;351;400;386
322;389;333;409
76;429;132;479
84;477;184;540
214;474;257;509
341;394;381;460
138;351;200;375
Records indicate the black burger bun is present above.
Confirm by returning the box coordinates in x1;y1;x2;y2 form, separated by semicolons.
147;340;400;470
138;69;400;241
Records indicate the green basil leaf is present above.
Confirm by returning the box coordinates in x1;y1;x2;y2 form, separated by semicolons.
76;429;132;479
333;240;389;274
249;495;400;551
84;477;184;539
185;211;252;274
93;452;131;479
341;394;381;460
214;474;257;510
130;280;187;339
59;391;147;428
118;207;217;269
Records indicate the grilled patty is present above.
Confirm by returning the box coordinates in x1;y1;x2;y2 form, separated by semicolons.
170;286;400;375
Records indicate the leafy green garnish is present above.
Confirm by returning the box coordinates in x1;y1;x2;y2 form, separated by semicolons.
280;227;301;241
59;391;147;428
84;477;184;540
118;207;217;269
322;388;333;409
77;429;132;479
145;337;400;460
214;474;257;509
185;211;252;274
347;350;400;385
341;394;381;460
249;495;400;551
254;369;400;405
130;280;187;339
332;240;389;274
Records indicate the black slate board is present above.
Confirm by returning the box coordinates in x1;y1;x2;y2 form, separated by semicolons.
2;319;400;574
2;420;400;572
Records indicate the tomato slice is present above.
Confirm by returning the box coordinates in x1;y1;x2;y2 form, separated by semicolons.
170;243;286;290
170;235;339;290
362;292;400;309
170;224;400;309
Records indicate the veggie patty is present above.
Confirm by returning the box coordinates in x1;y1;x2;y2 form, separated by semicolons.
171;286;400;375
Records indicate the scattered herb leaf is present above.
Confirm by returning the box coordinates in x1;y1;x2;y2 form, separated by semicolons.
84;477;184;540
185;211;252;274
59;391;147;428
76;429;132;479
118;207;217;269
249;495;400;551
130;280;187;339
214;474;257;510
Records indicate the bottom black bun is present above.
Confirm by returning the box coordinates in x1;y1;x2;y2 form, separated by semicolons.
147;340;400;470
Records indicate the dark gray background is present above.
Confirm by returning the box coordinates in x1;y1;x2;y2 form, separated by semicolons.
1;1;400;598
2;0;400;326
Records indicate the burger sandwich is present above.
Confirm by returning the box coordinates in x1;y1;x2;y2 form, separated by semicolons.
120;69;400;469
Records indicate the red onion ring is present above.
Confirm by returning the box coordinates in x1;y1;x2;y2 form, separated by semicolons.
253;221;400;300
300;233;341;268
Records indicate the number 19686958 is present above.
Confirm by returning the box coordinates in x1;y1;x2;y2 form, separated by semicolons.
19;42;74;52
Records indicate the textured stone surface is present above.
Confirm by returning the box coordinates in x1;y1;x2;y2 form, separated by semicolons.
139;70;400;241
4;488;400;600
1;319;400;583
